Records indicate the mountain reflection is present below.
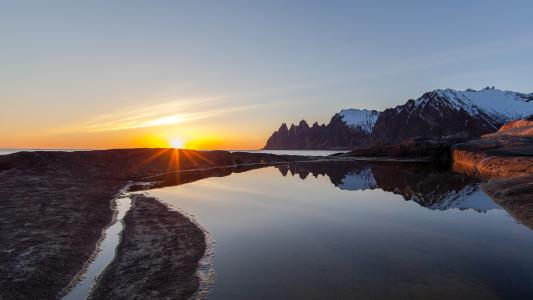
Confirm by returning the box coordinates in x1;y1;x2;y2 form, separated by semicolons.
276;161;500;212
133;160;500;213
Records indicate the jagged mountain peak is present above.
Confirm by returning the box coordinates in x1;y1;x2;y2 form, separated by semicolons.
298;120;310;128
278;123;288;131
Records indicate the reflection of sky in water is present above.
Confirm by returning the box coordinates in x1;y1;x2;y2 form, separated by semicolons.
232;149;347;156
150;165;533;299
62;197;131;300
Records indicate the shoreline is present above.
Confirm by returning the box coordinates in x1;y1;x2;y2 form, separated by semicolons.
0;149;303;299
449;126;533;229
481;175;533;230
0;147;530;299
89;195;207;300
61;185;133;299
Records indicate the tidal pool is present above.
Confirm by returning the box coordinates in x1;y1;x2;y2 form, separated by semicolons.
62;191;132;300
149;162;533;299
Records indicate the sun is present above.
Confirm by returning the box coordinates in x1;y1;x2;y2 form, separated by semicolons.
170;138;184;149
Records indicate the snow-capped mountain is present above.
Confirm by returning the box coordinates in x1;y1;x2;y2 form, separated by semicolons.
372;87;533;144
433;87;533;123
338;109;380;134
264;87;533;149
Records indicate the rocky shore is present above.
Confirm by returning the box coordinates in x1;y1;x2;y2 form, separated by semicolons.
451;116;533;178
335;116;533;229
89;195;206;300
337;135;470;166
450;116;533;229
0;149;304;299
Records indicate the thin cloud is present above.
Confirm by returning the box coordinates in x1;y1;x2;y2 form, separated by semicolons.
49;97;266;134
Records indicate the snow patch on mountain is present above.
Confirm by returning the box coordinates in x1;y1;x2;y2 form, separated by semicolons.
428;87;533;123
338;109;380;133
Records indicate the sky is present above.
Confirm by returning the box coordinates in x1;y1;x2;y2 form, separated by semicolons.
1;0;532;150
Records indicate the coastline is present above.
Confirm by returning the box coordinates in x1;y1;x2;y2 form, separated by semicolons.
0;146;530;299
449;127;533;229
0;149;303;299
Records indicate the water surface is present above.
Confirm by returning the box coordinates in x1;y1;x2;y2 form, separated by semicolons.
149;162;533;299
63;193;132;300
233;149;346;156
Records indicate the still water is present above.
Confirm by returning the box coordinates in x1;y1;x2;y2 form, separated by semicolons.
63;191;132;300
233;149;346;156
148;162;533;299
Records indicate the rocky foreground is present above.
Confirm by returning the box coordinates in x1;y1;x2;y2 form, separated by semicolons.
452;116;533;178
450;116;533;229
89;195;206;300
0;149;304;299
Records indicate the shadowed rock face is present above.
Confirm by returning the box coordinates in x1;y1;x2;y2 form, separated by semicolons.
264;115;373;150
338;136;472;167
0;149;305;299
275;161;496;212
370;91;500;145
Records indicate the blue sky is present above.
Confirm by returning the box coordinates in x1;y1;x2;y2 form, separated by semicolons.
1;0;532;148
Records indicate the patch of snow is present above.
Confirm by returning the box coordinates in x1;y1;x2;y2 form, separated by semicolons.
432;88;533;122
338;109;380;133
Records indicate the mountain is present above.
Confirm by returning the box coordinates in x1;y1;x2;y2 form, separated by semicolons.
275;161;500;212
264;111;377;149
264;87;533;150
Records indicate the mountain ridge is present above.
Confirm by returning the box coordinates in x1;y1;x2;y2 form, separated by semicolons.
264;87;533;150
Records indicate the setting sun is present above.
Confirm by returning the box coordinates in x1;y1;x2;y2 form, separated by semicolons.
170;138;185;149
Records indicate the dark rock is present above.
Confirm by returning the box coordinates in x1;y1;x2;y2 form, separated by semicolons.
264;114;372;150
339;135;472;166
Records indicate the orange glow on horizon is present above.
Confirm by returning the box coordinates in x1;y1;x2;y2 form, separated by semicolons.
1;94;271;151
1;118;267;151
